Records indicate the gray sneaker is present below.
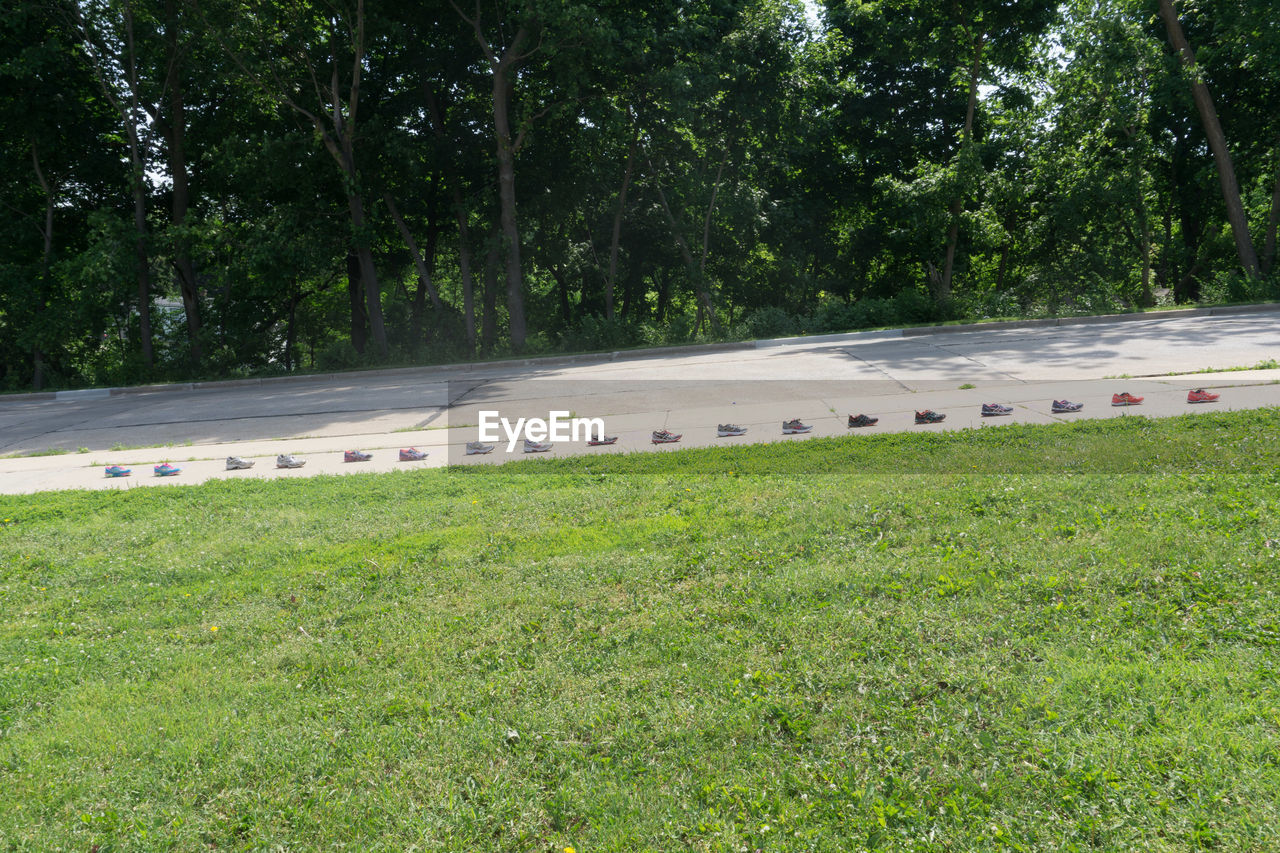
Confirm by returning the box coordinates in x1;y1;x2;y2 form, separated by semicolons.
226;456;255;470
523;439;553;453
466;441;494;455
276;453;305;469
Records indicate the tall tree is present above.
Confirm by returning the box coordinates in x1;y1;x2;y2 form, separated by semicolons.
220;0;390;358
1156;0;1260;278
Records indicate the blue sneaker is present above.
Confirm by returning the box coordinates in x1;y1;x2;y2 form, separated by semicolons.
154;463;181;477
981;403;1013;417
104;465;131;478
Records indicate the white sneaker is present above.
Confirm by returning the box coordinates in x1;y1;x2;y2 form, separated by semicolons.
466;441;495;455
523;439;553;453
276;454;305;469
226;456;255;470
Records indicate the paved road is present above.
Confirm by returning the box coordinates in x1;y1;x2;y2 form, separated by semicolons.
1;312;1277;493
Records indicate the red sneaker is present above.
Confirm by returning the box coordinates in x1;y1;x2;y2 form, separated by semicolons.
1187;388;1220;403
1111;392;1143;406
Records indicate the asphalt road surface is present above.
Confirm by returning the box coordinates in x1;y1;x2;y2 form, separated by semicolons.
2;311;1277;493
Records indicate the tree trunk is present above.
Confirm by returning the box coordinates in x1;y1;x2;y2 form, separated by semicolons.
492;70;526;350
346;183;387;358
32;146;55;391
482;227;500;351
165;0;200;368
939;30;986;302
644;148;719;332
130;145;153;370
347;250;367;354
1157;0;1260;278
122;7;153;369
1138;204;1154;307
1158;202;1173;292
284;282;299;371
454;186;477;353
1264;158;1280;275
994;243;1010;294
384;191;445;336
606;127;640;320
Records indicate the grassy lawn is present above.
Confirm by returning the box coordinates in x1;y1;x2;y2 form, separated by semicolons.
2;410;1278;851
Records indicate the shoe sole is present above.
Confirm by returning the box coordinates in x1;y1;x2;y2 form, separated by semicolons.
848;422;878;428
652;438;680;444
587;440;618;446
465;449;493;455
782;428;812;434
717;431;747;437
981;412;1012;417
1111;402;1141;406
1187;399;1218;403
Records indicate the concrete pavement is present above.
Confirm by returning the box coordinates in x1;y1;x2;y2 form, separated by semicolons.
1;312;1276;494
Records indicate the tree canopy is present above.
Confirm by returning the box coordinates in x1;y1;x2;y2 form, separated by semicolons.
2;0;1277;389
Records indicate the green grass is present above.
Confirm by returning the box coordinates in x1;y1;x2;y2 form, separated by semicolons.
2;410;1279;850
0;447;73;459
1180;358;1280;375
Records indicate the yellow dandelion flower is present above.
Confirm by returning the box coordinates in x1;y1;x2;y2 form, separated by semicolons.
210;625;219;632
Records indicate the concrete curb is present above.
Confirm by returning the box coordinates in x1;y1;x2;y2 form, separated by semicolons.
3;302;1276;405
754;329;904;348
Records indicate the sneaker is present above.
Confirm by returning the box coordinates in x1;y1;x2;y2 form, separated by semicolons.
717;424;747;437
1187;388;1220;403
652;429;682;444
153;462;181;477
523;439;553;453
343;450;372;463
848;413;879;428
981;403;1014;417
782;419;813;434
226;456;254;470
1111;392;1143;406
104;465;131;478
915;410;946;424
586;435;619;446
465;441;494;455
276;454;305;469
398;447;428;461
1051;399;1083;413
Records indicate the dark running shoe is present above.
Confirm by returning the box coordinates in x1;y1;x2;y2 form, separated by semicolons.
848;414;879;428
915;410;946;424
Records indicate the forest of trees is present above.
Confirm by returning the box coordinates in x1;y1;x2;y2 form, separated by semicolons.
1;0;1277;390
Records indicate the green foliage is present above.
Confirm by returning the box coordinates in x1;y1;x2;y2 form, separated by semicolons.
1;0;1276;388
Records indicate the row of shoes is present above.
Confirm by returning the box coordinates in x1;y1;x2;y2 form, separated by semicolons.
1112;389;1220;406
105;462;183;478
102;447;431;477
103;389;1225;477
